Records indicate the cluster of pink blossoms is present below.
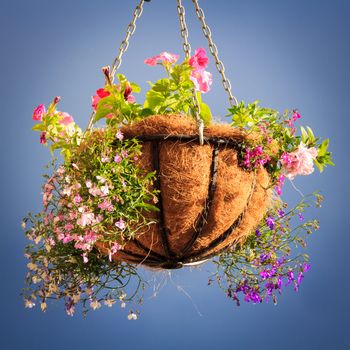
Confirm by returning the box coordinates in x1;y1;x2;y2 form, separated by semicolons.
281;142;318;180
91;83;136;112
144;48;213;93
32;96;76;145
243;145;271;169
41;135;132;263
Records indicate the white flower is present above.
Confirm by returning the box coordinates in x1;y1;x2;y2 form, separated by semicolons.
24;299;36;308
90;299;101;310
127;312;138;320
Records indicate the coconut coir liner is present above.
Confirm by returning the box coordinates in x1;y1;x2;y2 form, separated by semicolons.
98;114;272;268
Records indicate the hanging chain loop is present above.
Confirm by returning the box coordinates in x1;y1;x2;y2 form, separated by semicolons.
110;0;146;81
192;0;238;106
86;0;147;131
176;0;204;145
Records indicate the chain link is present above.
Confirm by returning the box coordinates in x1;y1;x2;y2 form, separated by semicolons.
110;0;145;81
192;0;238;106
176;0;204;145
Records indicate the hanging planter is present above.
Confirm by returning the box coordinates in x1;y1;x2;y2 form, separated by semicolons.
23;0;333;318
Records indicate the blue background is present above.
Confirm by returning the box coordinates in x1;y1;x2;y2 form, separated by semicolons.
1;0;349;349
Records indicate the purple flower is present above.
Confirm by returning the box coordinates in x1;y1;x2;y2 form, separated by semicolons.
303;263;311;272
266;216;275;230
286;271;295;286
260;253;271;262
277;276;283;290
278;209;285;217
297;272;304;285
298;212;304;221
255;228;261;237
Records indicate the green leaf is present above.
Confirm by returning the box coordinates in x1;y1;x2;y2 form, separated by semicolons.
134;203;159;212
318;138;329;156
307;127;315;142
130;82;141;93
144;90;165;111
32;124;45;131
199;101;212;125
300;126;308;143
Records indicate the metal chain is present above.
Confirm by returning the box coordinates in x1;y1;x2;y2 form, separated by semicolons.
192;0;238;106
110;0;146;81
86;0;146;131
176;0;204;145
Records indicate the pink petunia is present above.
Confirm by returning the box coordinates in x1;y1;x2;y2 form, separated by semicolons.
59;112;74;125
144;52;179;66
189;48;209;70
190;70;213;93
91;88;110;110
32;104;46;121
281;143;318;179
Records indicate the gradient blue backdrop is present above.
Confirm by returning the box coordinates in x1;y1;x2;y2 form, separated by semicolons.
1;0;349;349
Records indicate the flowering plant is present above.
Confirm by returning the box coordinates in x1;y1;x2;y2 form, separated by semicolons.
23;48;333;317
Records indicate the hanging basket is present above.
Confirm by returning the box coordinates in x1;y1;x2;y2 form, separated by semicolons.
96;114;272;269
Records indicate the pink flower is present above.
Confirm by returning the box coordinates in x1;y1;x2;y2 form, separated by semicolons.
77;212;95;227
108;242;122;261
114;154;122;163
92;88;110;110
281;143;318;179
116;130;124;141
275;174;285;195
32;104;46;121
40;132;47;144
144;52;179;66
59;112;74;125
98;200;114;212
292;111;301;122
189;48;209;70
115;218;126;230
190;70;213;93
81;252;89;263
123;83;136;103
64;223;74;231
121;150;128;158
73;194;83;204
85;180;92;188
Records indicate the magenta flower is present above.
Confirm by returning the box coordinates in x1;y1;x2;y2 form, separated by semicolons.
190;69;213;93
91;88;110;110
144;51;180;66
123;83;136;103
40;132;47;144
189;48;209;70
53;96;61;104
32;104;46;121
292;110;301;122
